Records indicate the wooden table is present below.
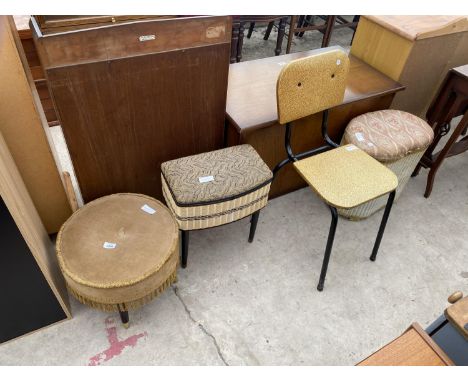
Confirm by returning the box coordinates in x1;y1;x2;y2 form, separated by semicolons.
413;64;468;197
225;47;405;198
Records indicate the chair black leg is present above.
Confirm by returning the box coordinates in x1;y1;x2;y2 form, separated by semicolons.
117;304;129;328
370;190;396;262
181;230;189;268
317;205;338;291
248;210;260;243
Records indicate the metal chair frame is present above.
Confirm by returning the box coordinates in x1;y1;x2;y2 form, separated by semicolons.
273;109;396;291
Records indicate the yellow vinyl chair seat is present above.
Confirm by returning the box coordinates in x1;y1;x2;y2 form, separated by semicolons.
293;144;398;209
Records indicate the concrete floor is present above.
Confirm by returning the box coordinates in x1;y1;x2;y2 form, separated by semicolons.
1;21;467;365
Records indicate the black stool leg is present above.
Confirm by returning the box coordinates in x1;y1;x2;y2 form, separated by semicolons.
370;190;396;262
117;304;129;329
181;230;189;268
248;210;260;243
317;205;338;291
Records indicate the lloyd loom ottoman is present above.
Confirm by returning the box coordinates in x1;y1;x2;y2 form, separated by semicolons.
56;193;179;327
161;144;273;268
340;110;434;219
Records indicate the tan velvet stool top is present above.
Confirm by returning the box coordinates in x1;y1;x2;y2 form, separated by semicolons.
344;110;434;162
56;193;179;317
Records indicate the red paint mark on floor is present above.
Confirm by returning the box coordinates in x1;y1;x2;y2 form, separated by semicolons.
88;317;147;366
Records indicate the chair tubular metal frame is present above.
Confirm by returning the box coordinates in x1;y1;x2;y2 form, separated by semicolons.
272;109;396;291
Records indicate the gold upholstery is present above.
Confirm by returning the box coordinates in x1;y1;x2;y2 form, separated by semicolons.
293;145;398;209
276;48;350;124
56;193;179;312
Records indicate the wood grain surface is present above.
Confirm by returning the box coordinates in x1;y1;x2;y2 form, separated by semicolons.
33;16;231;203
358;323;454;366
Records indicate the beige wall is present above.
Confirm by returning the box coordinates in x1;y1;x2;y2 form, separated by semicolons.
0;16;71;232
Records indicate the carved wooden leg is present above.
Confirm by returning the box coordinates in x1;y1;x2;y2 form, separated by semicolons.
424;113;468;198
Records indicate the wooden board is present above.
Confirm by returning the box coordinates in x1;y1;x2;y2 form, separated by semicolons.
32;16;231;203
445;296;468;340
0;16;71;233
365;15;468;41
0;131;71;343
358;323;454;366
351;17;413;81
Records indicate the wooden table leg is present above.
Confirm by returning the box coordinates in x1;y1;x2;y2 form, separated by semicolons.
236;22;246;62
275;17;287;56
230;19;240;64
424;112;468;198
286;15;297;54
322;15;336;48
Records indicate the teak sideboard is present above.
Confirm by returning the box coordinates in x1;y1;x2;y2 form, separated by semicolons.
31;16;231;203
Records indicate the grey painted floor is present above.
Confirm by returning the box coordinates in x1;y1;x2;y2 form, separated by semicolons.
1;20;467;366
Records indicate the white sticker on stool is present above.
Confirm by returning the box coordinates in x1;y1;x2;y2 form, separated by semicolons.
141;204;156;214
103;242;117;249
199;175;214;183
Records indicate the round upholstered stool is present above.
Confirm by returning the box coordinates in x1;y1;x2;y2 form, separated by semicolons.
56;193;179;327
340;109;434;219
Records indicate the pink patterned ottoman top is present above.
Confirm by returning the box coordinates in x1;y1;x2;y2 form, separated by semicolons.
344;110;434;162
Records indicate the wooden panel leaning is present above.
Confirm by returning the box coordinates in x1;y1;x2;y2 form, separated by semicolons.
31;16;232;203
0;16;72;233
351;15;468;118
0;132;71;344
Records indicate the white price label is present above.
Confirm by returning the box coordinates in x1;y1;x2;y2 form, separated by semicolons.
103;242;117;249
345;145;358;152
139;34;156;42
199;175;214;183
141;204;156;214
355;132;365;142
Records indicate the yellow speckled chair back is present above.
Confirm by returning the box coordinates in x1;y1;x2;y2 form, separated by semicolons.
276;48;350;124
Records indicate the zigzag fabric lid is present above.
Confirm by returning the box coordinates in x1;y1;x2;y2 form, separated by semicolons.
161;144;273;206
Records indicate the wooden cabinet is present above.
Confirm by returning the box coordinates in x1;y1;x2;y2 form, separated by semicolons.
351;16;468;117
31;16;231;203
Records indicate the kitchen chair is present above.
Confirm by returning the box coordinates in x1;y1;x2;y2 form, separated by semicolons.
273;48;398;291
